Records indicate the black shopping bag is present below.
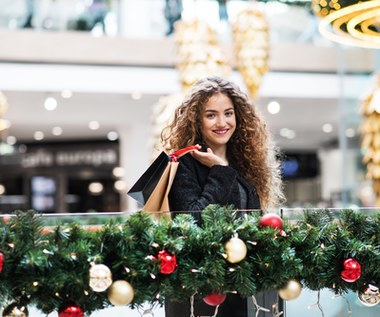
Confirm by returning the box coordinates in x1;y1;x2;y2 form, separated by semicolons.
127;151;170;206
128;145;199;214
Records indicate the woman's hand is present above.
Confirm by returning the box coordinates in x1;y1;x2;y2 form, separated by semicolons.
191;147;228;168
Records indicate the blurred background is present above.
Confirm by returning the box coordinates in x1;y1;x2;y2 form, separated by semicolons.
0;0;379;214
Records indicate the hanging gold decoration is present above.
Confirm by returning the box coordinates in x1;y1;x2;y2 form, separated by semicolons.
231;7;270;99
359;73;380;206
174;19;231;91
0;91;11;132
150;19;231;154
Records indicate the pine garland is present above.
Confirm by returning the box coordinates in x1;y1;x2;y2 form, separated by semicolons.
0;206;379;315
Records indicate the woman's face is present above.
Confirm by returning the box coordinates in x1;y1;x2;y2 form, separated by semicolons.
200;92;236;151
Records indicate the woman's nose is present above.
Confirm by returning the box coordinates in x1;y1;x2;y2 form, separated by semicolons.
216;115;226;127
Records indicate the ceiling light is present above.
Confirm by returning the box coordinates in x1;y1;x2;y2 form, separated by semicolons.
114;180;126;192
131;91;142;100
0;142;15;155
267;101;280;114
107;131;118;141
6;135;17;145
280;128;296;139
61;90;73;99
0;184;5;195
52;126;63;136
44;97;58;111
112;167;125;177
322;123;333;133
88;182;103;195
88;121;100;130
34;131;45;141
345;128;356;138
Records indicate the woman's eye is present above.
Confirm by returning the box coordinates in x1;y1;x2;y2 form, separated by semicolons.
225;111;234;117
206;114;216;119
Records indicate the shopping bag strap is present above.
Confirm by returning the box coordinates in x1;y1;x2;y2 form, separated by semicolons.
170;145;200;162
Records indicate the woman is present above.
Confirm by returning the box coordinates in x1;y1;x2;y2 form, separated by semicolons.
161;76;284;317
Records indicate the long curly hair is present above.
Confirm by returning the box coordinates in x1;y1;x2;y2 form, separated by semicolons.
161;76;285;209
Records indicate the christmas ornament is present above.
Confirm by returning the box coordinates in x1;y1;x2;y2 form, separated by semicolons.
58;304;83;317
89;263;113;292
2;303;28;317
107;280;134;306
157;250;177;274
341;258;361;283
259;213;283;230
360;73;380;206
278;279;302;301
203;292;227;306
358;284;380;307
0;251;4;272
224;236;247;263
232;7;269;98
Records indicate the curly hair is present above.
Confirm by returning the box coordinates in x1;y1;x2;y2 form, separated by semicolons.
161;76;285;209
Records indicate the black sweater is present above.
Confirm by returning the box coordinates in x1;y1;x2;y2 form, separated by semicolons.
169;153;261;215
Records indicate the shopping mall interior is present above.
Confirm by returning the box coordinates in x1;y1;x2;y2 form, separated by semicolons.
1;0;378;215
0;1;380;316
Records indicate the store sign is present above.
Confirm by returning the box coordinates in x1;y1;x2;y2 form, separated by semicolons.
0;141;119;171
21;149;118;168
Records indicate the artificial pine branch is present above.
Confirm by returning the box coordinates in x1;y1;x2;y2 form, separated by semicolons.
0;207;378;315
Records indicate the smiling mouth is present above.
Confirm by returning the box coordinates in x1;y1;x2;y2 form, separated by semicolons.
213;129;229;135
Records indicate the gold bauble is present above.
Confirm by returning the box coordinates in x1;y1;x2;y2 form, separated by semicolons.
224;237;247;263
89;263;113;292
107;280;134;306
2;303;28;317
278;279;302;301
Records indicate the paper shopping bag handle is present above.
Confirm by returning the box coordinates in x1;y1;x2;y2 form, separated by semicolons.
170;145;200;162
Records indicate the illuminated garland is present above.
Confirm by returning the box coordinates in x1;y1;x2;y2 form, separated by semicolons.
0;207;380;316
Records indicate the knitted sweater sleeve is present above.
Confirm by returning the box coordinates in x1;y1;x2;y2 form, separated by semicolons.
168;155;239;212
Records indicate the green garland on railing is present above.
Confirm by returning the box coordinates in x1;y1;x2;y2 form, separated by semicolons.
0;206;379;316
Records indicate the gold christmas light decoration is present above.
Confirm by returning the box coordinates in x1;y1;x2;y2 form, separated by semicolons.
312;0;343;18
0;91;11;132
174;19;231;90
359;73;380;206
318;0;380;49
150;19;231;154
231;7;270;99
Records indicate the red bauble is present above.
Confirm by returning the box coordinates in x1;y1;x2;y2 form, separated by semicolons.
157;250;177;274
58;304;84;317
203;293;227;306
341;258;361;283
0;252;4;272
259;213;283;230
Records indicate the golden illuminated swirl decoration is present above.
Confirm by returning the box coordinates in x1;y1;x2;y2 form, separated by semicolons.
231;7;270;99
318;0;380;49
150;19;231;155
359;73;380;206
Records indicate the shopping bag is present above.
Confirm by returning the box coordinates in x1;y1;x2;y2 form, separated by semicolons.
128;145;199;216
